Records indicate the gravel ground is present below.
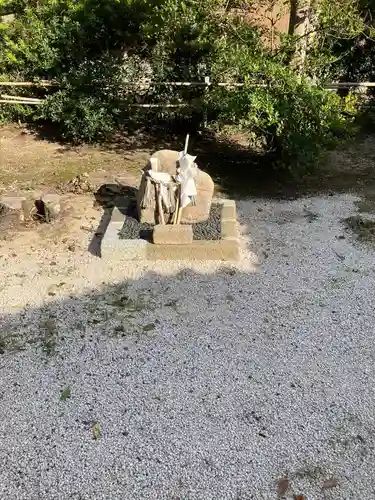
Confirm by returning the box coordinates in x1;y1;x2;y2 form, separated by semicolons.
118;203;222;241
0;194;375;500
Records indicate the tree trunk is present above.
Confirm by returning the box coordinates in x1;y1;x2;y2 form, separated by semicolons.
288;0;298;36
288;1;312;73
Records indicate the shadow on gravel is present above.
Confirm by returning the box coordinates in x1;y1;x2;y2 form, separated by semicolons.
0;256;364;499
0;263;266;494
0;266;260;358
88;182;138;257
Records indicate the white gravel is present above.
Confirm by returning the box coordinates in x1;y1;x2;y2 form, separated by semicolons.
0;194;374;500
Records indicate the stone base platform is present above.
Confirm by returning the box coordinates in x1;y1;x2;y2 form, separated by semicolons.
101;199;240;261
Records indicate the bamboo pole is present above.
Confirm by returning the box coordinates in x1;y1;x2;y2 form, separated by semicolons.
1;79;374;90
1;94;43;102
0;81;56;87
0;79;372;111
156;184;165;225
184;134;190;155
176;207;182;225
172;186;180;225
0;99;42;105
129;103;188;108
326;82;375;87
174;134;190;225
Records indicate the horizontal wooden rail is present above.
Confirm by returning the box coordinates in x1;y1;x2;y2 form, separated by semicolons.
0;100;186;107
0;78;374;106
0;99;43;104
326;82;375;88
128;103;188;108
1;94;43;102
0;79;375;89
0;79;375;87
0;81;57;87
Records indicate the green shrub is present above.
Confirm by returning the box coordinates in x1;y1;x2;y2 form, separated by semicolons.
208;83;356;173
207;23;357;173
0;0;361;171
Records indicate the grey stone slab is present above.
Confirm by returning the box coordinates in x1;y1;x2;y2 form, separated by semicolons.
101;222;147;260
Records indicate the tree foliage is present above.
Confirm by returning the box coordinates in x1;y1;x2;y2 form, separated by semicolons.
0;0;367;171
322;0;375;83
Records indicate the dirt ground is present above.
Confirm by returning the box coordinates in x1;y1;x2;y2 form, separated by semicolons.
0;125;149;253
1;124;375;254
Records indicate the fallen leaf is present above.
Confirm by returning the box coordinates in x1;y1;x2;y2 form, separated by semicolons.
143;323;156;332
334;250;345;261
322;478;339;489
60;386;71;402
294;495;305;500
277;477;290;497
93;422;101;440
80;225;95;233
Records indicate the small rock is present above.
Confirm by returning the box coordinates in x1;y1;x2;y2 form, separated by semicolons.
68;243;76;252
0;196;26;222
21;199;36;221
322;478;339;489
42;194;61;222
143;323;156;332
0;196;25;212
277;478;289;497
92;422;101;440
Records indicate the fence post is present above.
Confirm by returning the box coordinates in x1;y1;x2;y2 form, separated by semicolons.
203;75;211;130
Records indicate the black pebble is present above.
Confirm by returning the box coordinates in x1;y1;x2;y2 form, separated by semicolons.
118;204;222;241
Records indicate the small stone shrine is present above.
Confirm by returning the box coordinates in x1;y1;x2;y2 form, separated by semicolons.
137;139;214;225
100;135;239;261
